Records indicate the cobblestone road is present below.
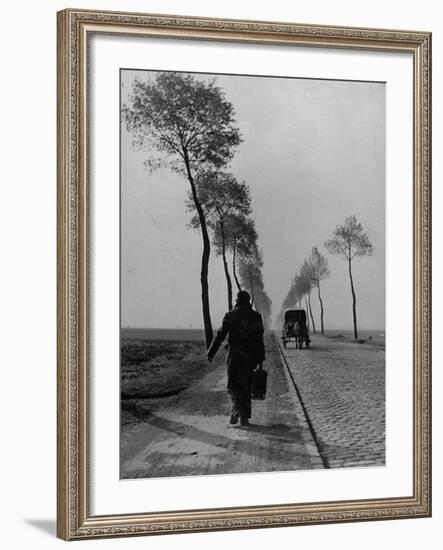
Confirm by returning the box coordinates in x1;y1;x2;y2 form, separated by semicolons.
278;333;385;469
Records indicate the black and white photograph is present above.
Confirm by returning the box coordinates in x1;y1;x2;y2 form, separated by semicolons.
1;0;439;545
119;68;385;479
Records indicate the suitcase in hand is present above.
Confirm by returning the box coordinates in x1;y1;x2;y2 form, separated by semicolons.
251;368;267;400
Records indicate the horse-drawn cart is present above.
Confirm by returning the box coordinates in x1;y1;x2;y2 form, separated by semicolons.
282;309;311;349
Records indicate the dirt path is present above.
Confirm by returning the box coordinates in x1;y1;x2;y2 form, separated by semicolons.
120;335;323;479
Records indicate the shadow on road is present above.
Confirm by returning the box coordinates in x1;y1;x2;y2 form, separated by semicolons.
243;422;302;443
145;413;304;460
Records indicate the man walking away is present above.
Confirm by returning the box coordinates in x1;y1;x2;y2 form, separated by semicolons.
207;290;265;426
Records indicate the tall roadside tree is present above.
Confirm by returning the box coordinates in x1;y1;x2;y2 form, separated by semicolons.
254;290;272;331
279;276;301;325
308;247;330;334
324;215;373;339
123;72;242;347
238;248;263;308
222;214;258;293
187;171;251;310
292;275;304;308
299;261;316;333
238;249;272;329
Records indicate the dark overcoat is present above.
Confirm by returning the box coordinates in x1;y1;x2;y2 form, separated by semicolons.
207;304;265;418
207;303;266;364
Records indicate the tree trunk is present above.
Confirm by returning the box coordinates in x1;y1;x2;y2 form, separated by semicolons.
317;280;325;334
348;258;358;339
304;296;310;330
184;155;213;348
220;221;233;310
249;270;255;308
232;243;241;292
308;291;316;333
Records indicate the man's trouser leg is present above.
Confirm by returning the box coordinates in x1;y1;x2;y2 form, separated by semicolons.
227;356;254;420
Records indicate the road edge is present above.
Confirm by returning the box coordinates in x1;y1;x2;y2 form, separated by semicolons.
271;332;326;469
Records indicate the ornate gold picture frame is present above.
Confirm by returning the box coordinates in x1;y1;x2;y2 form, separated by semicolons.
57;8;431;540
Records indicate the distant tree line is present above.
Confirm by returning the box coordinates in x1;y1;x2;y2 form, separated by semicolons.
280;215;373;339
124;72;272;346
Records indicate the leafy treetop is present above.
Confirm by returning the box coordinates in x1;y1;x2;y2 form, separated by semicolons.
324;215;373;260
123;72;242;174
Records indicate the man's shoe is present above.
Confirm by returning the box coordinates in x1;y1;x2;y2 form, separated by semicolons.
240;417;250;426
229;411;240;425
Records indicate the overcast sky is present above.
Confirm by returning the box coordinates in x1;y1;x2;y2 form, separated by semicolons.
121;69;385;331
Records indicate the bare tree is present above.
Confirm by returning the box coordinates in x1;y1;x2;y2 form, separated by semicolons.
123;72;242;348
324;215;373;339
188;171;251;310
308;247;330;334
